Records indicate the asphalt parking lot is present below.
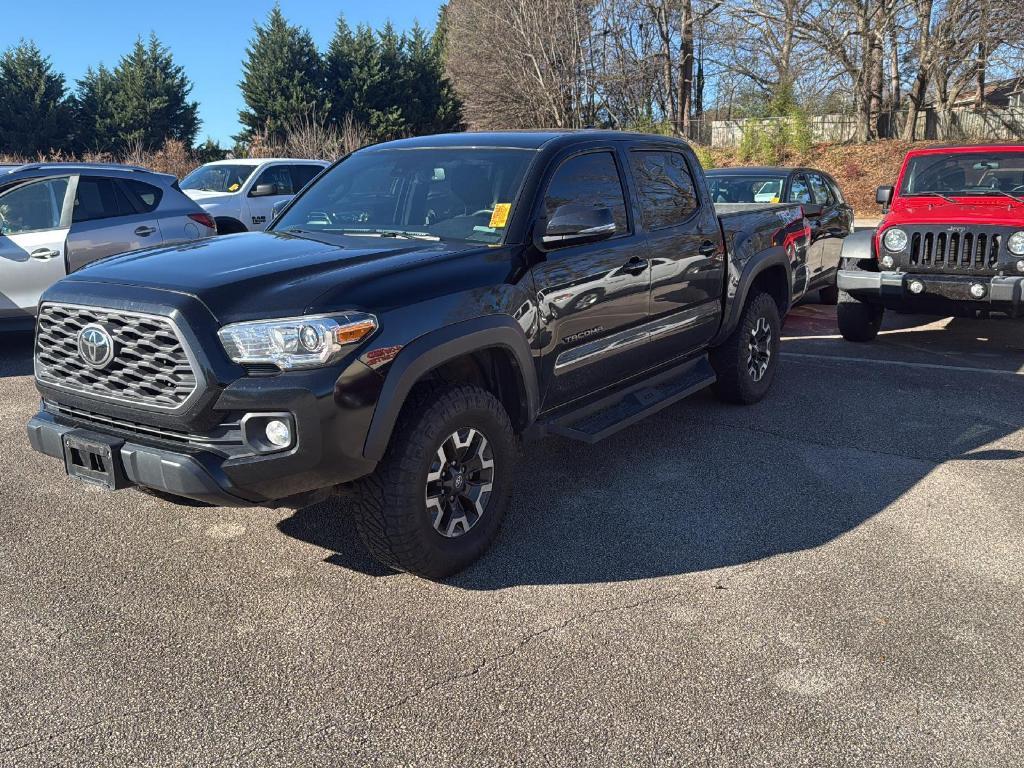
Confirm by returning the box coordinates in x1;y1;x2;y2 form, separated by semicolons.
1;303;1022;767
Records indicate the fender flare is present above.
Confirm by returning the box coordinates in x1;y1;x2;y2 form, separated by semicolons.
713;247;793;345
840;228;876;267
362;315;539;462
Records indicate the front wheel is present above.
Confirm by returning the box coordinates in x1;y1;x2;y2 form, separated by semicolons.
350;383;516;579
710;291;781;404
837;291;884;342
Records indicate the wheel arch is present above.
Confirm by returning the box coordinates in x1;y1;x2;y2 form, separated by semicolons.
713;248;792;346
213;216;248;234
362;316;539;462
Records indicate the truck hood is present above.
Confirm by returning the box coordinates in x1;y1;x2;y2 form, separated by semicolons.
886;197;1024;228
64;231;470;324
182;189;235;202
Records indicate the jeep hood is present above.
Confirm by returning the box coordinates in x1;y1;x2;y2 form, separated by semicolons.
63;231;472;324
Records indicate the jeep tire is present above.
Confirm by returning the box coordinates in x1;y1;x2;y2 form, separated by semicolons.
711;290;781;404
837;290;884;342
350;383;516;579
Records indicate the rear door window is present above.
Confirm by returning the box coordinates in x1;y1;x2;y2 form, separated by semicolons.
72;177;137;223
289;164;323;191
544;151;628;235
808;173;833;205
629;150;699;230
788;175;812;205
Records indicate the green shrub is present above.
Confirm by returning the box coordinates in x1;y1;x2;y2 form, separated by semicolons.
692;144;715;170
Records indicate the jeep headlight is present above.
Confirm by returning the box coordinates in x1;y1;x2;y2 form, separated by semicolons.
1008;231;1024;256
882;227;908;252
218;313;377;370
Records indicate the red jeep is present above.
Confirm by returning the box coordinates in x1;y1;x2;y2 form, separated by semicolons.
837;144;1024;341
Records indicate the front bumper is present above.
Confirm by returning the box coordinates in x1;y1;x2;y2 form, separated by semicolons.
838;268;1024;315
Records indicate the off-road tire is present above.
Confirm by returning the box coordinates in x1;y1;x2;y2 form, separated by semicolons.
350;383;516;579
837;290;884;342
710;291;781;404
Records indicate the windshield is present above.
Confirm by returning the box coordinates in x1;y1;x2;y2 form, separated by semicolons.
707;175;786;204
181;164;257;193
900;152;1024;197
272;147;537;244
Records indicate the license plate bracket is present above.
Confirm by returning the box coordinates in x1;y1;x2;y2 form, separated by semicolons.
62;430;133;490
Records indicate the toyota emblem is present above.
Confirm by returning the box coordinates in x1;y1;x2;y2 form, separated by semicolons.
77;324;115;369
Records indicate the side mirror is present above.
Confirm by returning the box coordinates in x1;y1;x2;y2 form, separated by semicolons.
250;183;278;198
537;204;616;250
803;203;823;217
876;185;894;207
271;199;289;220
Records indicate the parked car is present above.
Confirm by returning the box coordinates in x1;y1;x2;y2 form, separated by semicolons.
837;144;1024;341
0;163;216;329
706;166;854;303
27;131;810;578
180;158;328;234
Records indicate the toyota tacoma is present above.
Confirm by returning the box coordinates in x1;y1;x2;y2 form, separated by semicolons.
27;131;809;578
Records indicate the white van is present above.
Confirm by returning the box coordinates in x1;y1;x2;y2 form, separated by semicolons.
180;158;329;234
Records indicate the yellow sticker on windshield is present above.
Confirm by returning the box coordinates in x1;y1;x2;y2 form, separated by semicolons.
228;183;240;192
489;203;511;229
770;196;780;203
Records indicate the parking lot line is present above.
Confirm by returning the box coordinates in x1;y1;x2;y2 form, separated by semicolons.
782;351;1024;376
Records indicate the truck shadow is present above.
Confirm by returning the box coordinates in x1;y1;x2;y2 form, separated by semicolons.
279;309;1024;587
0;331;34;378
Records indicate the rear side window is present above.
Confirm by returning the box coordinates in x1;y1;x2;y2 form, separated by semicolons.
826;177;845;204
629;150;699;229
788;175;812;204
808;173;833;205
72;177;136;223
544;152;628;234
0;177;69;234
251;165;295;196
122;179;163;212
289;164;322;191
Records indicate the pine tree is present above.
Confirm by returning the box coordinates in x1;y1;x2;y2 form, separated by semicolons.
324;15;358;128
0;40;73;155
238;5;325;143
71;65;116;152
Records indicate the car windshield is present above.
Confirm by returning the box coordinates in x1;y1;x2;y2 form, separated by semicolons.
900;152;1024;197
180;164;257;193
272;147;537;244
707;175;786;203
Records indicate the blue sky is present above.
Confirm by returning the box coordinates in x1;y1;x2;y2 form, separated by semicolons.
2;1;443;146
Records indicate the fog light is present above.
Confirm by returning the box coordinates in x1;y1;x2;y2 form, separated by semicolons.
969;283;986;299
909;280;925;295
265;419;292;448
880;254;895;269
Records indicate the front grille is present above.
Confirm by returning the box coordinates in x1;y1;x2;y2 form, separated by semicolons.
902;228;1003;274
35;304;198;410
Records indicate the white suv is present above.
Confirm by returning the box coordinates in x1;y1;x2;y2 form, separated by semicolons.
180;158;329;234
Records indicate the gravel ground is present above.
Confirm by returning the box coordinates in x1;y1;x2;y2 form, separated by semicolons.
1;305;1022;767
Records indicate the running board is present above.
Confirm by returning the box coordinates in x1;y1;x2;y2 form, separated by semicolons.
541;356;716;444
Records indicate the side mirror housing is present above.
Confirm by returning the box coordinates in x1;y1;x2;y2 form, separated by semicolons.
802;203;823;217
876;185;894;207
535;204;616;251
250;183;278;198
271;199;289;220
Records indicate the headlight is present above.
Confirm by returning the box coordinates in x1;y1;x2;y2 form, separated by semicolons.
1008;231;1024;256
217;313;377;370
882;227;908;252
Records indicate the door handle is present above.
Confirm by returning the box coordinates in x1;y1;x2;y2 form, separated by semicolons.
30;248;60;260
698;241;718;256
621;256;648;274
135;225;157;237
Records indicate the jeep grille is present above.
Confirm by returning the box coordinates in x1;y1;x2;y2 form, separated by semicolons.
35;304;198;410
902;228;1003;274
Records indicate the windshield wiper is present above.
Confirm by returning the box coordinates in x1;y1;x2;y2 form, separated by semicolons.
959;189;1024;204
907;191;958;204
331;227;440;241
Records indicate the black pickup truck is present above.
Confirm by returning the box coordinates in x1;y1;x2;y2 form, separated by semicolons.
27;131;809;578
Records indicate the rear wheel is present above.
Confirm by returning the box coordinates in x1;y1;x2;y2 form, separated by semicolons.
837;291;884;342
711;291;781;404
350;383;515;579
